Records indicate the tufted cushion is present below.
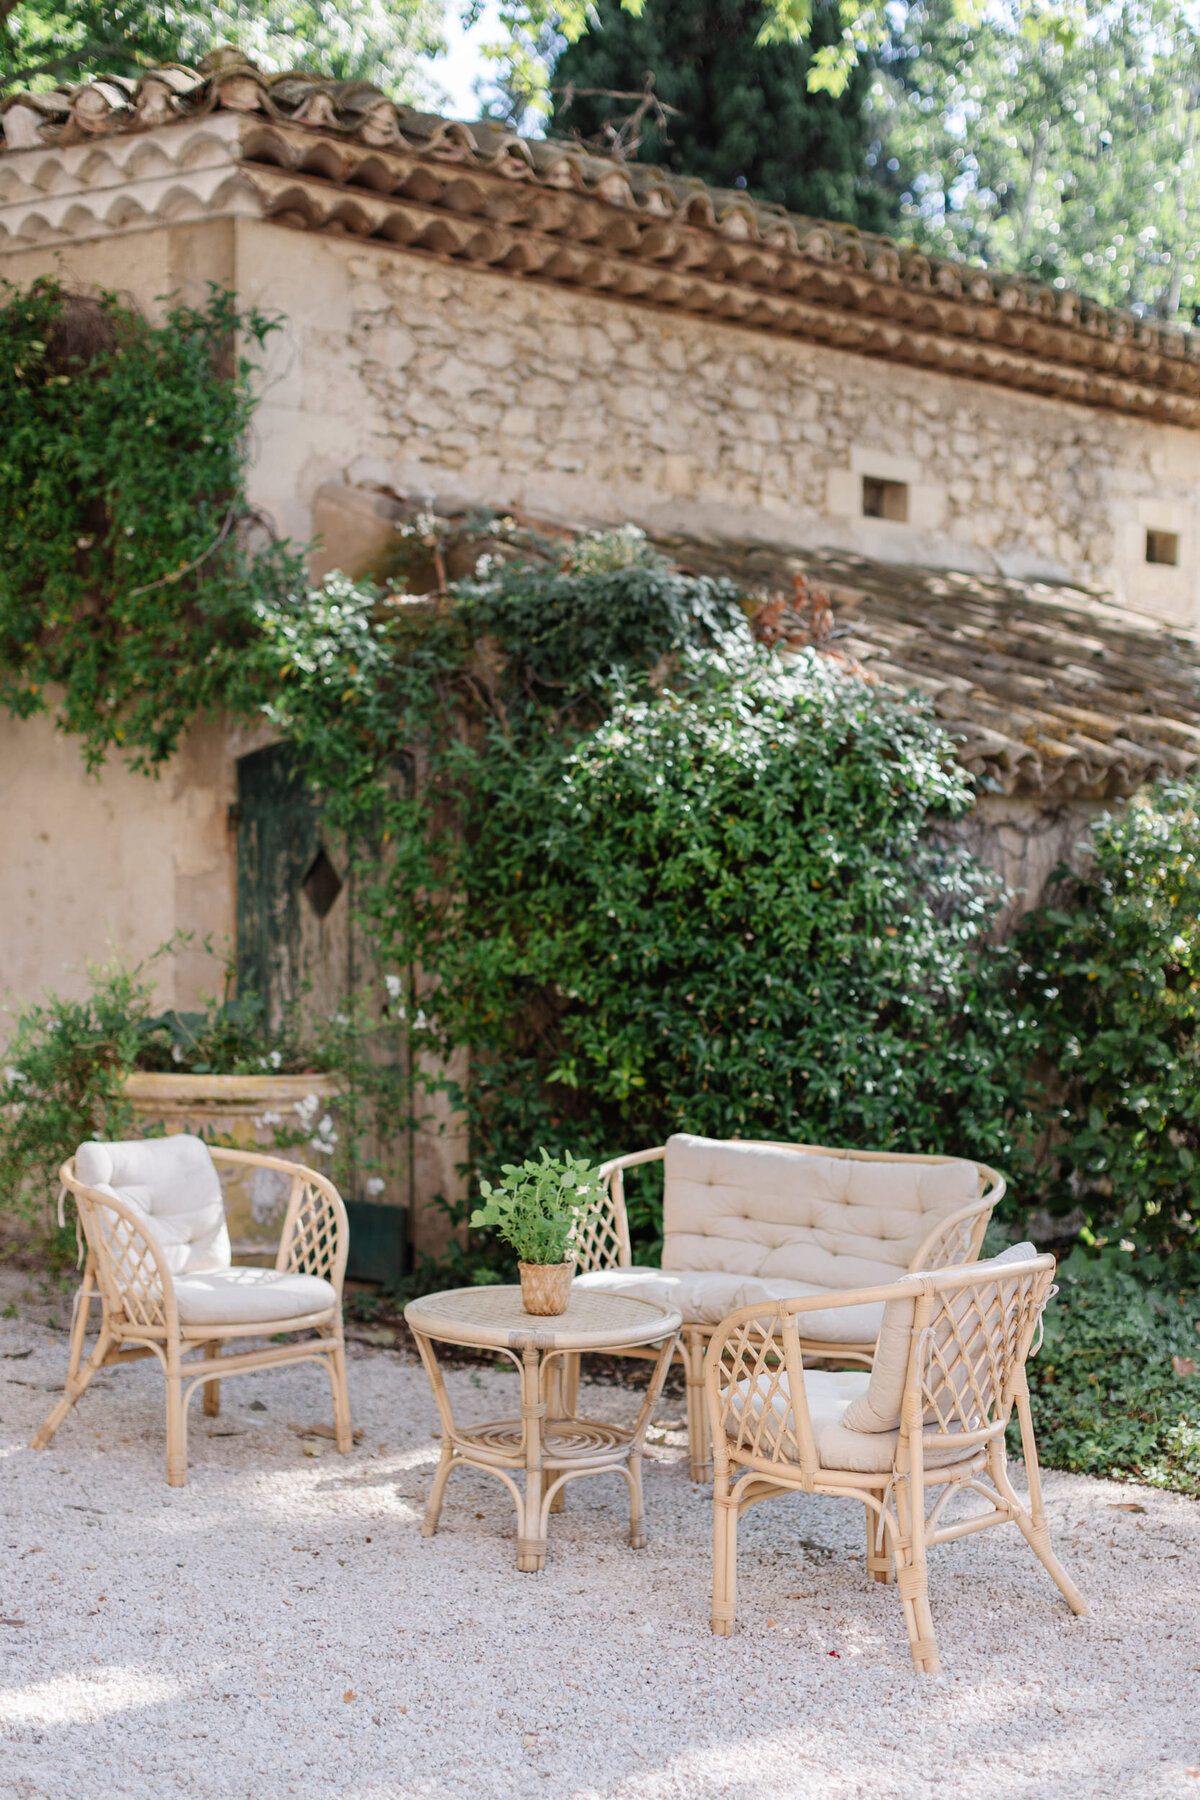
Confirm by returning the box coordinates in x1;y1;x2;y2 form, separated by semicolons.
173;1267;336;1328
729;1367;980;1474
76;1136;231;1277
841;1241;1040;1434
573;1266;885;1342
661;1134;980;1292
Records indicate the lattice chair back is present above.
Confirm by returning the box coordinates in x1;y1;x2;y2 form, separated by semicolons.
571;1163;633;1273
68;1170;178;1337
275;1166;349;1288
913;1253;1055;1452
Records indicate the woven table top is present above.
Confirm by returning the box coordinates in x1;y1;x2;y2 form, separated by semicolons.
404;1284;682;1352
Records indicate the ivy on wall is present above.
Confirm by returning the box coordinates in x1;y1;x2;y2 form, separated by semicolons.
0;277;302;769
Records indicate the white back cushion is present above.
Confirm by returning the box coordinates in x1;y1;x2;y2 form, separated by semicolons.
842;1240;1039;1434
662;1134;980;1291
76;1136;231;1276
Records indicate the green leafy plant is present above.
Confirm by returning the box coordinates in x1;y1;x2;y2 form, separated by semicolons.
469;1149;606;1266
0;278;303;769
1019;1248;1200;1496
1018;782;1200;1272
0;949;154;1232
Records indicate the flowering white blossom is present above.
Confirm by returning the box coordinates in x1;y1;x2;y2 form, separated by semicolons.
293;1093;321;1127
384;973;403;1001
365;1176;386;1197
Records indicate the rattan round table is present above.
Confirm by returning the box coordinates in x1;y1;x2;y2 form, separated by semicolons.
404;1285;682;1571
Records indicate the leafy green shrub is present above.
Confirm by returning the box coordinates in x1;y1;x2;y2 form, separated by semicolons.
469;1149;606;1265
1023;1250;1200;1496
0;953;149;1231
1019;783;1200;1271
269;533;1039;1256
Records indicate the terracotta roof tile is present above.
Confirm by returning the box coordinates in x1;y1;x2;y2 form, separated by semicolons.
2;53;1198;424
661;535;1200;799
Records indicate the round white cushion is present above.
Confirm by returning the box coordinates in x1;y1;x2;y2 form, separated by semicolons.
174;1267;336;1328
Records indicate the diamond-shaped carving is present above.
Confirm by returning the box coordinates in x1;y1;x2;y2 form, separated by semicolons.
302;846;343;919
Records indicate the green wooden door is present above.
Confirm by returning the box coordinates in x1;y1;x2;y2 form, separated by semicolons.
234;742;412;1280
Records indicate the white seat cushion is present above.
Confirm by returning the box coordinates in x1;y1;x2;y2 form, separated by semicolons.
76;1136;231;1276
173;1267;336;1328
574;1266;884;1342
730;1367;977;1475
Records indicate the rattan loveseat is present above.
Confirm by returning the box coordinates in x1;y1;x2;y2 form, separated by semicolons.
573;1133;1004;1480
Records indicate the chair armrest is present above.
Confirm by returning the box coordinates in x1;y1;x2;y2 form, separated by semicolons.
60;1160;179;1338
210;1148;349;1295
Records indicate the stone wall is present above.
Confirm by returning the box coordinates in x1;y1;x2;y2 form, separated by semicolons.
233;224;1200;625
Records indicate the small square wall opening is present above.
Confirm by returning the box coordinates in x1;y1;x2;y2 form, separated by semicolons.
862;476;909;522
1146;529;1179;566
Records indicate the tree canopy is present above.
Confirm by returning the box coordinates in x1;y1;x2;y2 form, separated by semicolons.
0;0;445;98
871;0;1200;321
549;0;890;231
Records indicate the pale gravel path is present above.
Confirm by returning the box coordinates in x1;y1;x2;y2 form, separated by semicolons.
0;1275;1198;1800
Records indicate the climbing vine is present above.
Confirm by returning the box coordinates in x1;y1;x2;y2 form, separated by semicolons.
0;277;302;769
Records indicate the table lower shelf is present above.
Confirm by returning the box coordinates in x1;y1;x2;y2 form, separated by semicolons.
452;1414;635;1468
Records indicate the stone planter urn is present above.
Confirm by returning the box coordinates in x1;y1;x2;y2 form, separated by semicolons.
122;1072;343;1261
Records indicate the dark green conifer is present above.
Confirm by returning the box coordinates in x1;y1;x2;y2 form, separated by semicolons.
550;0;889;230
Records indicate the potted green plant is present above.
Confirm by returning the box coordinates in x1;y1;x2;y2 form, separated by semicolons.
470;1149;607;1315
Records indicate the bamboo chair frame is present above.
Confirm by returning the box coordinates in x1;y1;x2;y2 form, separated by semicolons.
568;1141;1004;1483
705;1254;1087;1673
31;1147;352;1487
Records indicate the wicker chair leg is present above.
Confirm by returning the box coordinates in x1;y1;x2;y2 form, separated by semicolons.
683;1329;712;1483
164;1360;188;1488
895;1478;940;1675
422;1447;456;1537
626;1453;646;1549
991;1428;1088;1616
65;1263;96;1385
711;1480;738;1636
866;1501;892;1584
30;1326;114;1451
328;1336;353;1453
202;1341;221;1417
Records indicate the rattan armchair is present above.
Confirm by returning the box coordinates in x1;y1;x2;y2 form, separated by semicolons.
572;1137;1003;1481
31;1138;352;1486
705;1246;1087;1673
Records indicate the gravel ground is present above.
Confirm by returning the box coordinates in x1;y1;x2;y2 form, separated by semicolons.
1;1271;1198;1800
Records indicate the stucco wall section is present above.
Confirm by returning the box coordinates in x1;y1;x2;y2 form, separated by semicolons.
232;224;1200;624
0;710;260;1028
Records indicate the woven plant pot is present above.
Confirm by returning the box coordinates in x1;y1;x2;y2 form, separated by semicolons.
518;1260;574;1316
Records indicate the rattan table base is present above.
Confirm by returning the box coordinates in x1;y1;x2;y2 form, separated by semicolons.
404;1284;682;1571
